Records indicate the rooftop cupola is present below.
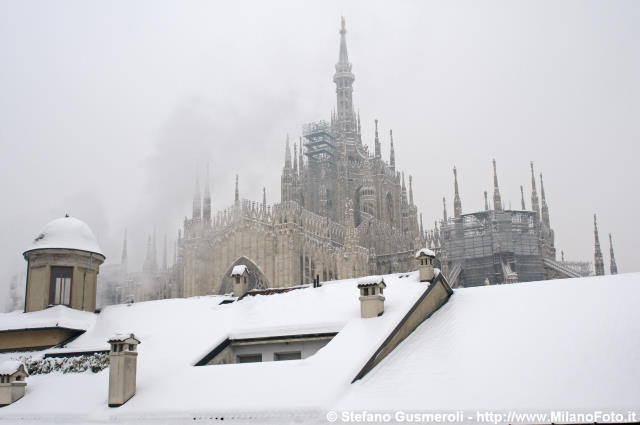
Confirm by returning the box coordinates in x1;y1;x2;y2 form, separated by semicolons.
415;248;436;282
357;276;386;318
23;215;106;313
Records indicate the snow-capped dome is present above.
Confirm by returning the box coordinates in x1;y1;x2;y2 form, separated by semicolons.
24;216;104;257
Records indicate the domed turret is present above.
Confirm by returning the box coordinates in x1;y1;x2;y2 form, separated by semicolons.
24;216;104;257
23;215;106;313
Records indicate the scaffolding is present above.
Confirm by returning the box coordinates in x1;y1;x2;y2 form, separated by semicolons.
303;120;335;160
442;210;546;287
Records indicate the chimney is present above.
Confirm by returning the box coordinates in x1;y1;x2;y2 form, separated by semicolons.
108;333;140;407
357;276;386;318
415;248;436;282
0;361;28;406
231;265;249;298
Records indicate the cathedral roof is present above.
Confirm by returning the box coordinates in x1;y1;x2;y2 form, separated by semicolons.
23;215;104;257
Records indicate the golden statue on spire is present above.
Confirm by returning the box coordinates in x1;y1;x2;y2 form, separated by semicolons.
341;16;346;31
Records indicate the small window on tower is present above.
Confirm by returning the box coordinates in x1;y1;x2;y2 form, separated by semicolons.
50;266;73;306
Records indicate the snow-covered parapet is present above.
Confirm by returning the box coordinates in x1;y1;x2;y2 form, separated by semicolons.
24;215;104;256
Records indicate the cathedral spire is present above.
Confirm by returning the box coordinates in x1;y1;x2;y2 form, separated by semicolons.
299;137;304;172
540;173;550;227
609;233;618;275
203;164;211;223
235;175;239;203
520;185;526;210
284;135;292;169
530;162;540;216
293;143;298;173
121;229;128;273
262;187;267;209
334;16;356;132
492;159;502;211
442;197;448;222
192;174;201;220
401;172;407;204
594;214;605;276
453;166;462;218
374;119;381;158
409;175;414;206
420;212;424;237
390;130;395;172
484;191;489;211
162;234;167;271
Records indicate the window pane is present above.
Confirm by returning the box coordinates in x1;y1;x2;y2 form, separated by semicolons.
274;352;301;361
55;278;62;304
237;354;262;363
62;277;71;305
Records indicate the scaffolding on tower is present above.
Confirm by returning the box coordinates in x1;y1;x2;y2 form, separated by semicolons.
303;120;335;160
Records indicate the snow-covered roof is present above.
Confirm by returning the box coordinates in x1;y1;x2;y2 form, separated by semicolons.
0;360;26;376
0;272;638;423
0;272;427;420
415;247;435;258
0;305;97;332
357;275;385;287
23;215;104;257
108;333;140;344
340;273;640;414
231;265;248;276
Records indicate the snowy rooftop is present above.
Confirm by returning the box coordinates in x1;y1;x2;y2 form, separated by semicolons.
340;273;640;414
0;360;25;375
108;333;141;344
231;264;248;276
415;247;435;257
0;272;639;423
23;216;104;257
357;275;385;287
0;305;97;332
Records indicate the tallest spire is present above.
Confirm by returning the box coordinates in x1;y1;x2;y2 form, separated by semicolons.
338;16;349;66
334;17;356;133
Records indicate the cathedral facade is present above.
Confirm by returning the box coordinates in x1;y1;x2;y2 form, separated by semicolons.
181;19;423;297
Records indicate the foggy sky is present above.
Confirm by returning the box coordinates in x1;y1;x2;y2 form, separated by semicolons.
1;0;639;304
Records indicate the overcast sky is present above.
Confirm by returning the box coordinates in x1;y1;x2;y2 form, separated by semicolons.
1;0;638;302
